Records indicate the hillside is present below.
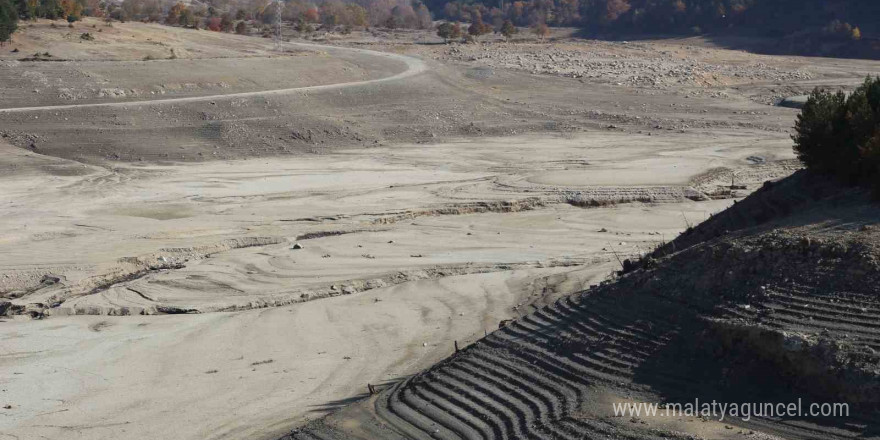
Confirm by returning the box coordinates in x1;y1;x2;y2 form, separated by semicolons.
287;170;880;439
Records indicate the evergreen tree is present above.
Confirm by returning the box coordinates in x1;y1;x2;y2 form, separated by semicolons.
39;0;64;19
500;19;517;39
436;21;454;42
0;0;16;44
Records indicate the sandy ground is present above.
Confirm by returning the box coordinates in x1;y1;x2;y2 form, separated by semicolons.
0;130;774;440
3;267;606;440
0;133;783;310
2;18;880;440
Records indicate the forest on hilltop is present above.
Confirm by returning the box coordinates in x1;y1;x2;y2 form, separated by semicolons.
436;0;880;56
2;0;879;58
433;0;877;35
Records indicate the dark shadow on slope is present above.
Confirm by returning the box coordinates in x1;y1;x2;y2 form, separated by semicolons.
305;376;410;414
307;394;372;414
571;28;880;61
647;170;879;263
634;321;880;439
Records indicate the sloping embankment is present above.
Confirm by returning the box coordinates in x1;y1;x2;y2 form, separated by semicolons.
284;171;880;440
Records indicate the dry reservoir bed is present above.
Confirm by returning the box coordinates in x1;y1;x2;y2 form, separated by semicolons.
4;20;868;440
1;129;787;440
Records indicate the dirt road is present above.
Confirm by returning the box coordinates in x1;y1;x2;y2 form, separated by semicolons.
0;41;426;113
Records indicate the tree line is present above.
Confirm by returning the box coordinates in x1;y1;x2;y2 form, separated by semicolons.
3;0;879;50
432;0;877;38
794;77;880;197
2;0;93;43
0;0;434;44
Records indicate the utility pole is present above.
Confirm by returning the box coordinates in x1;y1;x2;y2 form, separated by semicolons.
274;0;283;52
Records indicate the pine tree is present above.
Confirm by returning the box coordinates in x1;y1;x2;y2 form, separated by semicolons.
0;0;17;45
500;19;517;39
14;0;36;20
39;0;63;19
436;21;453;42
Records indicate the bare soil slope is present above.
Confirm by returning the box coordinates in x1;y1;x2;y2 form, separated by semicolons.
4;24;879;166
288;172;880;440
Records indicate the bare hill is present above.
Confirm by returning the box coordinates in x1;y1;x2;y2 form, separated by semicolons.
287;171;880;440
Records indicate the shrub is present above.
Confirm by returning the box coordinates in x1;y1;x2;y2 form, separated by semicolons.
793;77;880;191
220;13;233;32
532;22;549;41
822;20;862;42
206;16;221;31
436;21;452;42
234;20;247;35
436;21;460;42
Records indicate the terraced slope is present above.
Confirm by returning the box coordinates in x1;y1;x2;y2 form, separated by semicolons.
284;171;880;440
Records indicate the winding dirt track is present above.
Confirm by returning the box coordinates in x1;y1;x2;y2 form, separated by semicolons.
0;42;427;113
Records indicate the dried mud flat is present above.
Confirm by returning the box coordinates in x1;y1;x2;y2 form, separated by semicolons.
1;18;879;440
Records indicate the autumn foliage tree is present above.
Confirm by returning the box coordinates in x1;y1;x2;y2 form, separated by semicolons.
220;12;233;31
532;21;548;41
603;0;630;22
823;20;862;41
467;11;489;40
60;0;82;20
166;1;185;24
206;15;221;30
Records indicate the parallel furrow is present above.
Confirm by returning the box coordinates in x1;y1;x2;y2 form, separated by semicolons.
435;369;530;439
415;379;500;439
451;360;579;440
467;350;578;416
378;382;449;440
399;382;484;440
